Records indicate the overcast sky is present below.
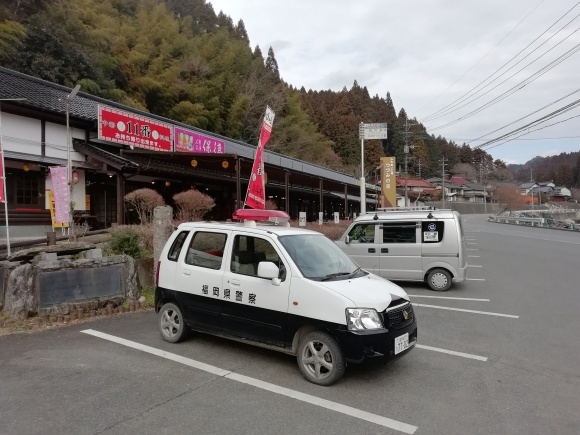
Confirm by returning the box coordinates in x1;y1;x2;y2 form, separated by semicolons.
209;0;580;166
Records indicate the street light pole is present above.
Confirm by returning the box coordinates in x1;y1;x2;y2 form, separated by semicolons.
66;85;81;239
359;122;366;215
0;98;26;257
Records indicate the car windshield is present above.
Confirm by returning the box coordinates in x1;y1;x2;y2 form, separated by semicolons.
279;233;365;280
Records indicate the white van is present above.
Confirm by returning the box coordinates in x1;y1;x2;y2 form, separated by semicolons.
155;209;417;386
335;208;467;291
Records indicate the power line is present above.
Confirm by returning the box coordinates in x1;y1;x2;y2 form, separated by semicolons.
422;2;580;122
415;0;546;117
427;39;580;132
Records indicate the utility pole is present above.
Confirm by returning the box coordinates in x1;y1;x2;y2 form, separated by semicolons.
530;168;534;212
417;159;422;179
403;119;416;207
441;157;447;209
480;163;487;214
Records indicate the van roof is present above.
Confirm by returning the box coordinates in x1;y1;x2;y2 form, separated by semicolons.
354;209;458;222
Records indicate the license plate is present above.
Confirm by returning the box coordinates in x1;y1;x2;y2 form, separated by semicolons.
394;333;409;355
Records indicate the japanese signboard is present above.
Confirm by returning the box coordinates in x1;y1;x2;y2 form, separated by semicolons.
359;123;388;140
174;127;225;154
98;105;173;151
49;166;70;225
380;156;397;208
245;106;275;210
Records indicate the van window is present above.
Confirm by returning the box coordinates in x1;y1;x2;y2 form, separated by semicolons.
185;231;227;270
231;235;284;278
167;231;189;261
381;222;417;243
347;223;376;243
422;221;444;243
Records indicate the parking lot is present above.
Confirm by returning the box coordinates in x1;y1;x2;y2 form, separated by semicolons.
1;215;579;434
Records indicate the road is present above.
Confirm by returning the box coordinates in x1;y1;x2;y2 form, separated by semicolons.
1;215;579;434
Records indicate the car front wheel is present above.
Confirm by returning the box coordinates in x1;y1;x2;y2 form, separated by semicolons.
297;331;345;386
159;302;188;343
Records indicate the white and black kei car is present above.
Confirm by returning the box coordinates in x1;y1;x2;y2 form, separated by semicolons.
155;210;417;386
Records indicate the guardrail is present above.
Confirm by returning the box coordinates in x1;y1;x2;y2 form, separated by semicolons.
488;215;580;231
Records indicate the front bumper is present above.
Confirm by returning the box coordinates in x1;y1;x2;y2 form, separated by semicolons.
334;320;417;363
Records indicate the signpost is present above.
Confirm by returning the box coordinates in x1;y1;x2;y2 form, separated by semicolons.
358;123;388;214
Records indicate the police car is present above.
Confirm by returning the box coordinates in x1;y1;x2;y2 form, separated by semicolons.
155;209;417;386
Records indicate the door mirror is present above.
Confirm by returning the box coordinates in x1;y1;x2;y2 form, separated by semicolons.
257;261;281;285
345;235;350;244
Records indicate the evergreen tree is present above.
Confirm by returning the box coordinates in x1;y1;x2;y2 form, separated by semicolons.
234;19;248;41
265;46;280;79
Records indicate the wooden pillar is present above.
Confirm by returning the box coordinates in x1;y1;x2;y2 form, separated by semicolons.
116;170;124;225
236;156;241;209
344;184;348;220
285;171;290;216
319;178;323;214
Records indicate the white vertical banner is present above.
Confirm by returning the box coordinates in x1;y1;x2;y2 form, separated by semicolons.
334;212;340;224
50;166;70;224
318;212;323;226
299;212;306;227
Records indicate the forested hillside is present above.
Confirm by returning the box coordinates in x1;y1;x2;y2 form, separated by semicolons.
508;152;580;187
1;0;505;179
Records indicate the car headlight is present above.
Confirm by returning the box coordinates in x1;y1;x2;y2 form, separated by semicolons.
346;308;383;331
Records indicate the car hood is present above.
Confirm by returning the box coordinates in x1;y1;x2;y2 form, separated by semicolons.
318;272;409;312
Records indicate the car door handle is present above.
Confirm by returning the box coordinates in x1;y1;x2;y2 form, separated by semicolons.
230;279;241;286
183;270;191;276
381;248;389;253
368;248;376;253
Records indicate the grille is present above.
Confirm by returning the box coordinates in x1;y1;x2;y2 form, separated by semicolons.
385;301;414;330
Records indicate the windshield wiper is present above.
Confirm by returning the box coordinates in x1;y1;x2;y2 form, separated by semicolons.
320;272;351;281
346;267;363;279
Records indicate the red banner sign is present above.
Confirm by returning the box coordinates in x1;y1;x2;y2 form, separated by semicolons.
245;106;275;210
0;150;5;203
50;166;69;224
98;105;173;151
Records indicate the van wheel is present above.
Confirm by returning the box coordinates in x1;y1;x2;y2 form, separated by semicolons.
297;331;345;386
427;268;452;291
159;302;188;343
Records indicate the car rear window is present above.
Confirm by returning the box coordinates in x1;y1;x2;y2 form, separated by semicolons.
167;231;189;261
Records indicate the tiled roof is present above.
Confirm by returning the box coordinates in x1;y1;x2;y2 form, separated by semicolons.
396;177;435;188
0;67;359;187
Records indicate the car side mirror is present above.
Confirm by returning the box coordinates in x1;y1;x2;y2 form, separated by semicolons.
345;235;350;244
257;261;281;286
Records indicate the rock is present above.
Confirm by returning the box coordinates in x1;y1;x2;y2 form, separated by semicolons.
8;242;96;262
138;296;146;303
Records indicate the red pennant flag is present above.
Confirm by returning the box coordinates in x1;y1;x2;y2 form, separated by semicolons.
244;106;275;209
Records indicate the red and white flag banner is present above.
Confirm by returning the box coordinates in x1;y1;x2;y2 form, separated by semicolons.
50;166;70;224
0;152;5;203
244;106;275;209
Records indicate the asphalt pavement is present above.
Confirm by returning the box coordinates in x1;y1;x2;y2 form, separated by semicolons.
1;214;579;435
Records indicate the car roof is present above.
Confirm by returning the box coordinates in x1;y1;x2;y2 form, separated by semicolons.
176;221;324;237
353;209;458;222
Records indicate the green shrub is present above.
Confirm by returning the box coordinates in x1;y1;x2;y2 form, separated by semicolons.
109;228;144;259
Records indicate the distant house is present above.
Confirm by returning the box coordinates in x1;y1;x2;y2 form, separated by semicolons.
550;186;572;202
449;176;470;185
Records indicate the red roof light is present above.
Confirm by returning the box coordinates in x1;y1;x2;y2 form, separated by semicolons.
233;209;290;223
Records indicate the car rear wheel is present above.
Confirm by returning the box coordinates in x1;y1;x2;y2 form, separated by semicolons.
427;268;452;291
297;331;345;386
159;302;188;343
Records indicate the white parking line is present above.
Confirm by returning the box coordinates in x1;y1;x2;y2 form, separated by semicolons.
467;255;480;258
408;295;490;301
465;278;485;281
467;248;478;251
467;264;482;268
416;344;488;361
81;329;418;434
412;303;518;318
467;243;478;245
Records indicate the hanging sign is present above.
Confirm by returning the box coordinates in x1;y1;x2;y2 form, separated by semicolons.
49;166;69;224
98;105;173;151
244;106;275;210
174;127;225;154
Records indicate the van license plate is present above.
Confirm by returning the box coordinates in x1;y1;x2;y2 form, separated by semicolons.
394;333;409;355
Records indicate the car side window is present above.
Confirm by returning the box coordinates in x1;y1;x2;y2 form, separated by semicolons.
185;231;227;270
167;231;189;261
231;235;284;279
347;224;376;243
422;221;445;243
381;222;417;244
